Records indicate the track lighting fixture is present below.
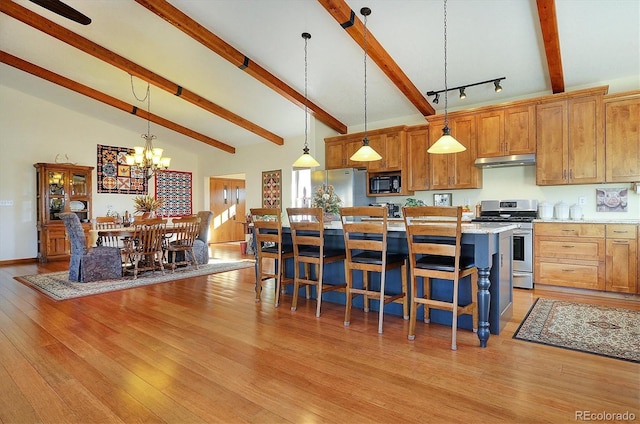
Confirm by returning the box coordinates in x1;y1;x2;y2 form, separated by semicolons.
427;76;506;104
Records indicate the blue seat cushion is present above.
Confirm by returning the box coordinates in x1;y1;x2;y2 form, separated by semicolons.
298;247;345;259
262;244;293;254
415;255;475;272
350;251;406;266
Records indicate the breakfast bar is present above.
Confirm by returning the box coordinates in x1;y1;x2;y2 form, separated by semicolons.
266;221;516;348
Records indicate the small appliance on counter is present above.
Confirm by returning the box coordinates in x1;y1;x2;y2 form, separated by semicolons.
472;199;538;289
370;202;402;218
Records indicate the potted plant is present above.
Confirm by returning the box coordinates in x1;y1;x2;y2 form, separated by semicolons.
132;195;163;218
311;184;342;222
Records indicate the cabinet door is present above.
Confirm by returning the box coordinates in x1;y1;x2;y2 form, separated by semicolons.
476;110;504;157
605;96;640;182
383;131;404;171
536;100;568;185
427;120;451;189
407;128;429;191
567;95;604;184
344;139;365;168
504;105;536;155
366;134;386;172
46;225;69;258
450;115;481;188
325;141;346;169
605;225;637;293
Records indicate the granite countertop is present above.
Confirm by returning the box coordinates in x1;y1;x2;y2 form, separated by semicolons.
324;221;518;234
534;219;640;224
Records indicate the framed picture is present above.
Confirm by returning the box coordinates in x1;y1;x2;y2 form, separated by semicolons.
262;169;282;210
433;193;452;206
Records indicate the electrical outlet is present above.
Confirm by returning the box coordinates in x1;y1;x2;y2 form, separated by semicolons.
578;196;586;206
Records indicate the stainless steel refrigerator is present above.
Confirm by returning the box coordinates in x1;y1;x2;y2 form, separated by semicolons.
311;168;372;208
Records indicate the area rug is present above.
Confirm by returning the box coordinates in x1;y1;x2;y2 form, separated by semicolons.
15;259;254;301
513;298;640;363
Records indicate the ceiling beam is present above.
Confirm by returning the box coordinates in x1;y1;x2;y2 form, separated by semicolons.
134;0;348;135
536;0;565;93
0;0;283;146
317;0;436;117
0;50;236;154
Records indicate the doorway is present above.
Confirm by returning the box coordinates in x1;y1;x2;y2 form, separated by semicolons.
209;177;246;243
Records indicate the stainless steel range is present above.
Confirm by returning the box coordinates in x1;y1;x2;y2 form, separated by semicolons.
473;199;537;289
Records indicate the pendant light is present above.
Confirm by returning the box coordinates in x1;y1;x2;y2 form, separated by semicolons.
292;32;320;168
427;0;466;154
350;7;382;162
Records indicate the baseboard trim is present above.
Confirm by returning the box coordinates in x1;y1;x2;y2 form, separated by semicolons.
0;257;38;266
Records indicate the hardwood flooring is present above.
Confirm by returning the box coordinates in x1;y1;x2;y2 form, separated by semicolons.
1;243;638;423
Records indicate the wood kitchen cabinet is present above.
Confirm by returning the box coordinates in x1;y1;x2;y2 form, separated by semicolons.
428;115;482;190
534;222;605;291
366;127;406;173
604;91;640;182
536;90;605;185
325;137;363;169
406;125;430;191
605;224;637;293
34;162;93;262
476;104;536;158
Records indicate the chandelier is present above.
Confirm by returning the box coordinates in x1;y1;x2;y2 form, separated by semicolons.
125;78;171;180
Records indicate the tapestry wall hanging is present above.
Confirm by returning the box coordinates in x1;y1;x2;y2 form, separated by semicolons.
97;144;147;194
262;169;282;210
155;170;192;217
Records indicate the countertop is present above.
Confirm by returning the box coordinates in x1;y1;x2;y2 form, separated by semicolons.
323;221;518;234
534;219;640;224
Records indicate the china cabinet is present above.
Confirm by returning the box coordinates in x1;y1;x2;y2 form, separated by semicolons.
34;163;93;262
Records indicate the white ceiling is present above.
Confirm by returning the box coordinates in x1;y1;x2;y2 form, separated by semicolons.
1;0;639;154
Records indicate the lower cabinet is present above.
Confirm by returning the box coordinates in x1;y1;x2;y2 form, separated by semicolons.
534;222;638;294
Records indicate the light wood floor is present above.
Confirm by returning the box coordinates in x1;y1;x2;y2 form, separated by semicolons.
1;243;638;423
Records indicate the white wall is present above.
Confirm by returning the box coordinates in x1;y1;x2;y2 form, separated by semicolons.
1;83;639;261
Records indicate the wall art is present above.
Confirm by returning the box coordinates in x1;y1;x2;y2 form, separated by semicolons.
155;170;192;217
262;169;282;210
433;193;452;207
96;144;147;194
596;188;628;212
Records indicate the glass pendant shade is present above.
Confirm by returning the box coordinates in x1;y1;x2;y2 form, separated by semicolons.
427;125;466;154
350;139;382;162
293;147;320;168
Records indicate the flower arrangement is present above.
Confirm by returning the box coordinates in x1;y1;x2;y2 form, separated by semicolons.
311;184;342;214
132;195;163;213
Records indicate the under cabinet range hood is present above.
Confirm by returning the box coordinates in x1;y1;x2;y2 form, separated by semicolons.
474;153;536;168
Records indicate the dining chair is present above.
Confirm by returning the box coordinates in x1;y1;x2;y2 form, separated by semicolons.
286;207;346;317
250;208;293;306
403;206;478;350
95;216;124;248
123;218;167;279
166;215;201;272
339;206;409;334
59;212;123;282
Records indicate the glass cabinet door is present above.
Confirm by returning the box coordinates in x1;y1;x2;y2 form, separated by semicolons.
72;173;88;196
48;170;66;220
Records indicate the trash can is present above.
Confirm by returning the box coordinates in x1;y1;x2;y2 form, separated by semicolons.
240;241;247;255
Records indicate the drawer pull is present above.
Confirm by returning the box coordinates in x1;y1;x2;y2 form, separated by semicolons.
613;230;629;234
562;269;575;272
561;245;575;248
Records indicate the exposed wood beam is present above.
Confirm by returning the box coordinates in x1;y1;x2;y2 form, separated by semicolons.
317;0;436;117
0;50;236;154
134;0;348;135
0;0;282;146
536;0;565;93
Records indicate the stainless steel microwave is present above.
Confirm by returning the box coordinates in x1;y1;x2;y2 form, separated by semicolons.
369;175;401;194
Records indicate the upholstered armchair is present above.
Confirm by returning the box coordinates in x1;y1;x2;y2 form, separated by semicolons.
193;211;213;264
59;213;123;282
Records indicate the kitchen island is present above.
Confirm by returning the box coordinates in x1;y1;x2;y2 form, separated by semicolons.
257;221;515;348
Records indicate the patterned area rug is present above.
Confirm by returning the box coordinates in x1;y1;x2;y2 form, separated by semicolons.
513;298;640;363
15;259;254;301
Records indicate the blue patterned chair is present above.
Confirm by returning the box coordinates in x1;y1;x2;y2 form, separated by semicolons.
193;210;213;264
59;212;123;282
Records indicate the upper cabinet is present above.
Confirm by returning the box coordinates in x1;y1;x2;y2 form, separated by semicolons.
536;88;606;185
325;137;363;170
476;104;536;158
406;125;430;191
428;115;482;190
604;91;640;182
324;126;406;171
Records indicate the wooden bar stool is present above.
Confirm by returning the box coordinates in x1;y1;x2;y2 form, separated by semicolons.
403;206;478;350
250;208;293;306
286;207;346;317
339;206;408;334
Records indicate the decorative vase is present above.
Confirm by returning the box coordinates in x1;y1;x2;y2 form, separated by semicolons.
141;211;155;219
323;212;335;223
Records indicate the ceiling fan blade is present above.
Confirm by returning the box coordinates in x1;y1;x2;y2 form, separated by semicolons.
29;0;91;25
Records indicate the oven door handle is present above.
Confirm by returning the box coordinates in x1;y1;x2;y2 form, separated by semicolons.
513;230;531;236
